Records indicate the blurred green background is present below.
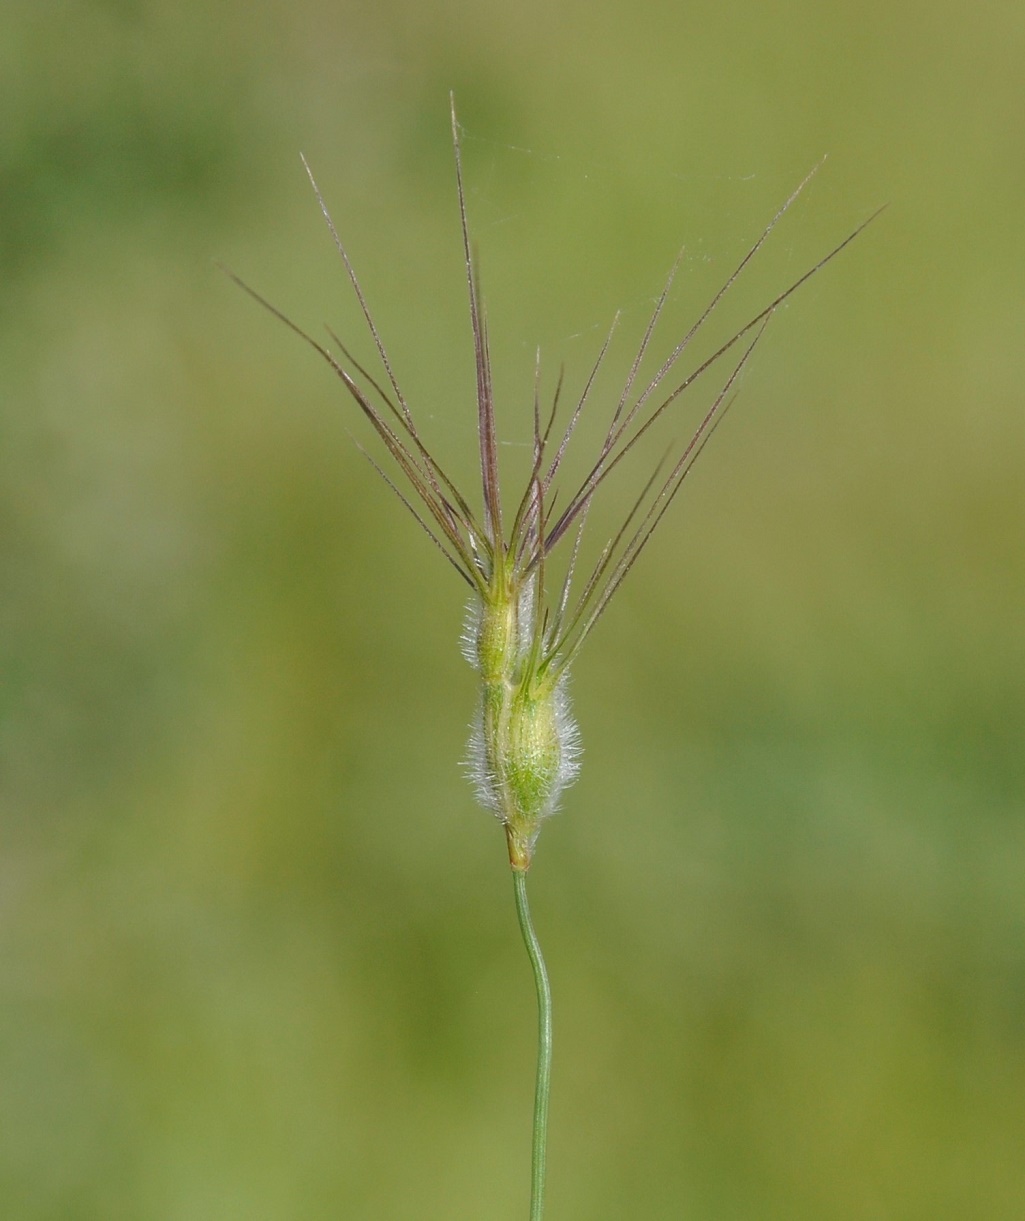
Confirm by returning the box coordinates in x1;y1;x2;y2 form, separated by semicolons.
2;0;1023;1217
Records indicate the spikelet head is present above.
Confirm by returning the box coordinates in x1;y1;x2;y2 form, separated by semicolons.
230;95;876;872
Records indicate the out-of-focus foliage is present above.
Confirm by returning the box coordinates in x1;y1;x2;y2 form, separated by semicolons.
2;1;1023;1217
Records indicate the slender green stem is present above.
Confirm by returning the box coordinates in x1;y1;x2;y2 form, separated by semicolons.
512;868;552;1221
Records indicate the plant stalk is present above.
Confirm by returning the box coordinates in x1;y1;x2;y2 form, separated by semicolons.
512;867;552;1221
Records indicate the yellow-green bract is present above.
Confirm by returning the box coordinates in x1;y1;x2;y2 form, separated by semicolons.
464;576;580;870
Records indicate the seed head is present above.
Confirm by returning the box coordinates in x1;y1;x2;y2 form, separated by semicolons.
223;97;882;870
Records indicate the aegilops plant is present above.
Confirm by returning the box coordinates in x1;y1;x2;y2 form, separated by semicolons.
226;96;879;1220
